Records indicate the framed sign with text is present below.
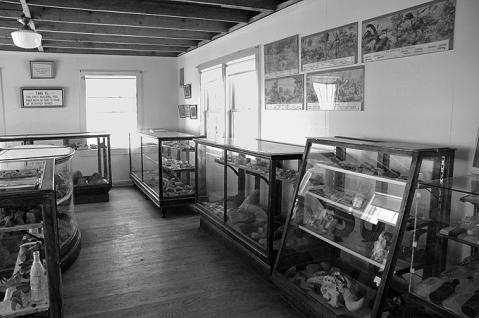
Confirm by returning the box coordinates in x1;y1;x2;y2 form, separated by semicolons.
30;61;55;79
21;88;64;108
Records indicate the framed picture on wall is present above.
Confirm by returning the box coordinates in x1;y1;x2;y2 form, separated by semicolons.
184;84;192;99
184;104;191;118
30;61;55;79
178;105;186;118
189;105;198;119
472;127;479;173
179;68;184;86
21;88;64;108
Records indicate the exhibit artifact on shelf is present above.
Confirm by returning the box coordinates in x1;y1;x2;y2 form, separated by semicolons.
129;129;199;217
0;158;63;317
194;138;304;272
272;136;455;318
0;132;112;204
0;145;81;271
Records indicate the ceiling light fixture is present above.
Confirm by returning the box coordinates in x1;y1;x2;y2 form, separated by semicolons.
11;16;42;49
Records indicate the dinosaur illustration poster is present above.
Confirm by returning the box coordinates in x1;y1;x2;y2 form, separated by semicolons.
306;66;364;111
264;35;299;79
265;75;304;110
301;23;358;72
361;0;455;63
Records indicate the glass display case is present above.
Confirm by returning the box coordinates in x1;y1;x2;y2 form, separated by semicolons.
402;174;479;318
194;138;304;270
0;132;112;204
129;130;198;217
0;146;79;271
0;158;63;317
272;137;455;318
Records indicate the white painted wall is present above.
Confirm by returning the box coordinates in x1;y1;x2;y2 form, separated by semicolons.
0;51;178;184
178;0;479;176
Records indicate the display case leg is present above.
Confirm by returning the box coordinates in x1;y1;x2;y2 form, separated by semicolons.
161;208;167;218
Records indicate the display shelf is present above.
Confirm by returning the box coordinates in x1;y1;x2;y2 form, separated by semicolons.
437;232;479;248
0;223;43;233
299;225;386;270
162;166;195;174
314;162;407;186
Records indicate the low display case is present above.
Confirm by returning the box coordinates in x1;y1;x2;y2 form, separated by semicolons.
0;146;80;271
403;174;479;318
272;137;454;318
0;158;63;317
0;132;112;204
129;130;198;217
194;138;304;272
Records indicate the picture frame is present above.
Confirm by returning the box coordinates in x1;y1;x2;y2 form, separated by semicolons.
21;88;64;108
265;74;304;110
189;105;198;119
30;61;55;79
472;127;479;173
264;35;299;79
178;105;186;118
179;68;184;86
184;84;192;99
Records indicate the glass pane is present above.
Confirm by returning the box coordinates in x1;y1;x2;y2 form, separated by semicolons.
142;136;159;194
275;143;410;317
55;156;77;251
225;151;270;251
197;145;225;221
408;183;479;318
161;139;195;198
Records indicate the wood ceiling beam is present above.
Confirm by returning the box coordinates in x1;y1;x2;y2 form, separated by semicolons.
0;43;180;56
0;37;188;52
0;28;199;47
0;17;215;40
0;0;253;23
0;2;233;32
162;0;278;11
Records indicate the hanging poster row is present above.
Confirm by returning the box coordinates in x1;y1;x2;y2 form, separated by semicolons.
263;0;455;111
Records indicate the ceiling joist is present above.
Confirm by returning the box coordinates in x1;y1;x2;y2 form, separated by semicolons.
0;0;302;57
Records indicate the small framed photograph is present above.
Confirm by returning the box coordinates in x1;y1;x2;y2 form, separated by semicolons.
189;105;198;119
178;105;186;118
473;127;479;173
21;88;64;108
184;83;192;99
179;68;184;86
30;61;55;79
184;104;191;118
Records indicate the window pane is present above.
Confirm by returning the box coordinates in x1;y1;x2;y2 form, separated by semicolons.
85;76;137;148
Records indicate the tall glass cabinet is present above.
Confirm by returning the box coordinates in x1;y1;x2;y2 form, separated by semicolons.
129;130;198;217
194;138;304;271
272;137;455;318
0;158;63;317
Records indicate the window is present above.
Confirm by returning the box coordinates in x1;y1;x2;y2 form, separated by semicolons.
82;73;140;148
200;48;259;142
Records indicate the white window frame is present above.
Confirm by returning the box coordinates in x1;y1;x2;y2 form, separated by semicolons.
80;70;143;132
198;46;261;140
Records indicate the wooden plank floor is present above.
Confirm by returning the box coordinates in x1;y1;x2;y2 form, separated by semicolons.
62;187;302;318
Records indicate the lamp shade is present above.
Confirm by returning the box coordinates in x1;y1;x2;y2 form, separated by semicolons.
11;29;42;49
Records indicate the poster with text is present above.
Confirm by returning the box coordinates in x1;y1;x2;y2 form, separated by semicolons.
362;0;455;63
306;66;364;111
265;75;304;110
264;35;299;79
301;23;358;72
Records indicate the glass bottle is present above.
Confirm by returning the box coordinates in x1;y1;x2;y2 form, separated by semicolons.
30;251;44;302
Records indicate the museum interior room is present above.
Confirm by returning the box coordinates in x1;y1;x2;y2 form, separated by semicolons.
1;0;479;317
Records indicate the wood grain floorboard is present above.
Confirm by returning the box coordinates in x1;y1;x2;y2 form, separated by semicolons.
61;187;302;318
